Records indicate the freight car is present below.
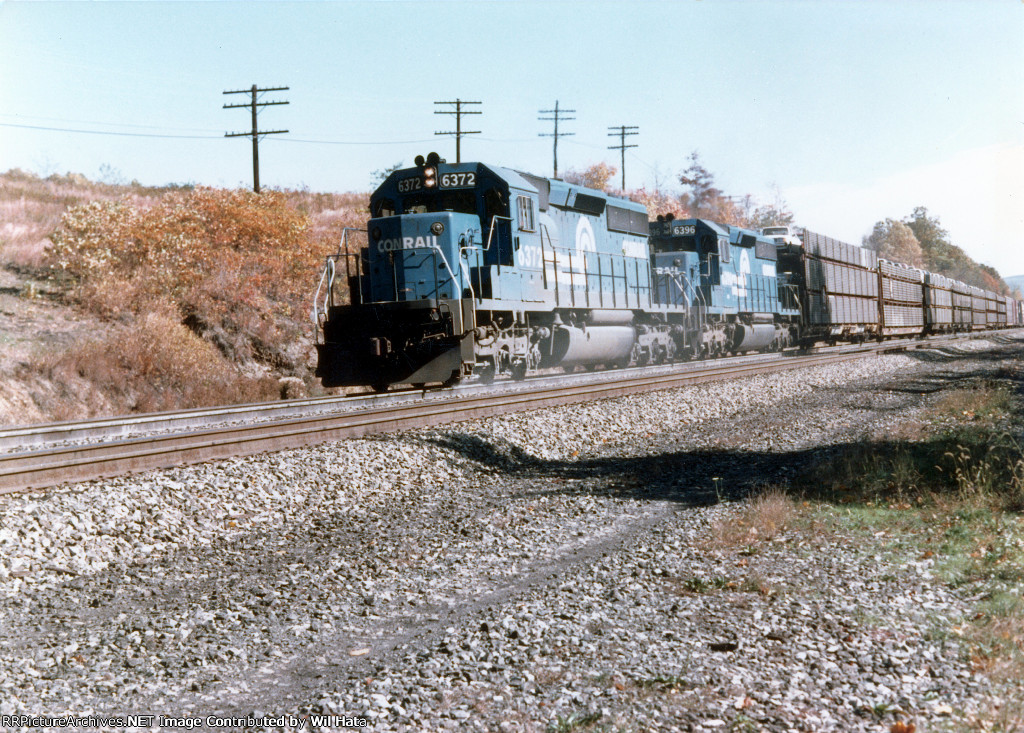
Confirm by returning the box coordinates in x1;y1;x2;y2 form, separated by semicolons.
313;156;1021;391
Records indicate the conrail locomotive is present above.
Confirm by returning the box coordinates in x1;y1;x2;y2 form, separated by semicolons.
313;154;1022;391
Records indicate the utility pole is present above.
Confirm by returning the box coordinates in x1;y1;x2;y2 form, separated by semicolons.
538;101;575;178
223;84;289;193
434;99;481;163
607;125;638;191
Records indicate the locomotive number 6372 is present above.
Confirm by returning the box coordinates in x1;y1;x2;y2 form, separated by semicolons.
439;172;476;189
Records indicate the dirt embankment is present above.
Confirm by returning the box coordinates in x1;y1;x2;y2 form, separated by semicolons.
0;169;368;426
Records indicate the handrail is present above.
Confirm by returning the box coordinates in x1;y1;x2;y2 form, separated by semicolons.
311;258;335;344
312;228;366;344
484;215;512;253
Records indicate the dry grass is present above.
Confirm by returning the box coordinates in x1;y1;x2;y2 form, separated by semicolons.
31;310;278;415
712;487;796;549
0;168;172;267
0;170;373;421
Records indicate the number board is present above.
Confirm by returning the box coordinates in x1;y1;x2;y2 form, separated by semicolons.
672;224;696;236
397;177;422;193
439;172;476;189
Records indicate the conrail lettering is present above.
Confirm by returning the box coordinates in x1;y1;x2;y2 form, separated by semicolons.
377;235;439;253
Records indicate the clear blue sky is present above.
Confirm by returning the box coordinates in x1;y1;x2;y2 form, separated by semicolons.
2;1;1023;275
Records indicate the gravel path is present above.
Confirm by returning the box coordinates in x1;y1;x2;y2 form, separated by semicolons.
0;337;1019;731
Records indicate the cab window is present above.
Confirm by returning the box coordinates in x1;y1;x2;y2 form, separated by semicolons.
401;191;476;215
371;198;395;218
516;195;535;231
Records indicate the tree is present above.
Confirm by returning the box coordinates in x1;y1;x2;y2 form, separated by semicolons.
863;219;924;267
371;162;404;187
562;162;617;192
676;151;763;226
678;152;724;218
745;184;795;230
898;206;1011;295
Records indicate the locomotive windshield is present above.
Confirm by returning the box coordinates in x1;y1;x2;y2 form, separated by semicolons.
401;190;477;215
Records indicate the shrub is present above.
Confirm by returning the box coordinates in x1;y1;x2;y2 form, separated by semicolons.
35;311;277;413
46;187;343;372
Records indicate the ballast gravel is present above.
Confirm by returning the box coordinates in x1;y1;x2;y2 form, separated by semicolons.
0;337;1019;731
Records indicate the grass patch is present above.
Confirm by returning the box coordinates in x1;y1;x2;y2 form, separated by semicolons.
780;378;1024;728
30;310;278;415
800;382;1024;511
547;711;603;732
712;487;796;549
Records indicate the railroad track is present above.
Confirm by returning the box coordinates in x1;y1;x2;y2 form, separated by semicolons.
0;332;1012;495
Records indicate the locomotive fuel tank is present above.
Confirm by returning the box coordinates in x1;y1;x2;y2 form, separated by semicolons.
546;325;637;368
732;323;777;352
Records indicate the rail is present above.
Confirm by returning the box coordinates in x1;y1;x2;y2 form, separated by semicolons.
3;330;1018;495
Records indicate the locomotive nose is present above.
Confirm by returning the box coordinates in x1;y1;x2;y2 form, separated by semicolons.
366;212;478;302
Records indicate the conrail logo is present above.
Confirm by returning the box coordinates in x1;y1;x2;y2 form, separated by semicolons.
377;235;439;252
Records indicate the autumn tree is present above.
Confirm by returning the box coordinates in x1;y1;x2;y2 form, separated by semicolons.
899;206;1010;295
863;219;924;267
745;184;796;230
678;152;727;219
562;162;618;192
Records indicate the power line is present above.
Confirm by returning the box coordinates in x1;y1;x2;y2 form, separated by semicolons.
538;101;575;178
269;136;435;146
223;84;289;193
0;113;219;134
608;125;638;190
434;99;481;163
0;121;435;146
0;122;219;139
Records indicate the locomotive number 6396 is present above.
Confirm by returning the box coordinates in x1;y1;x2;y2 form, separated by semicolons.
439;172;476;189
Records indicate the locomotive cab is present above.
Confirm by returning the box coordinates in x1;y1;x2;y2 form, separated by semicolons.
316;156;552;389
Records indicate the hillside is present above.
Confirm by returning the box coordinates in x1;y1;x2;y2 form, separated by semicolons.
0;169;367;425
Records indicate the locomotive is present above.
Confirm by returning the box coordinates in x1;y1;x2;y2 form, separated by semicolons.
313;155;1021;391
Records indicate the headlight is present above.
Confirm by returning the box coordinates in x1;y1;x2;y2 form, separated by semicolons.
430;221;445;236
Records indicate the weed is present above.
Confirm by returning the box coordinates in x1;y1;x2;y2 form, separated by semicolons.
712;487;796;549
547;710;602;732
635;674;691;691
789;377;1024;729
677;575;730;594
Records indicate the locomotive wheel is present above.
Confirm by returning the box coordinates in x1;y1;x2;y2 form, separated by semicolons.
510;359;528;380
371;382;389;394
475;362;495;384
442;370;461;388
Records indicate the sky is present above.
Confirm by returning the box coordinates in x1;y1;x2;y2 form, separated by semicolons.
2;0;1023;276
